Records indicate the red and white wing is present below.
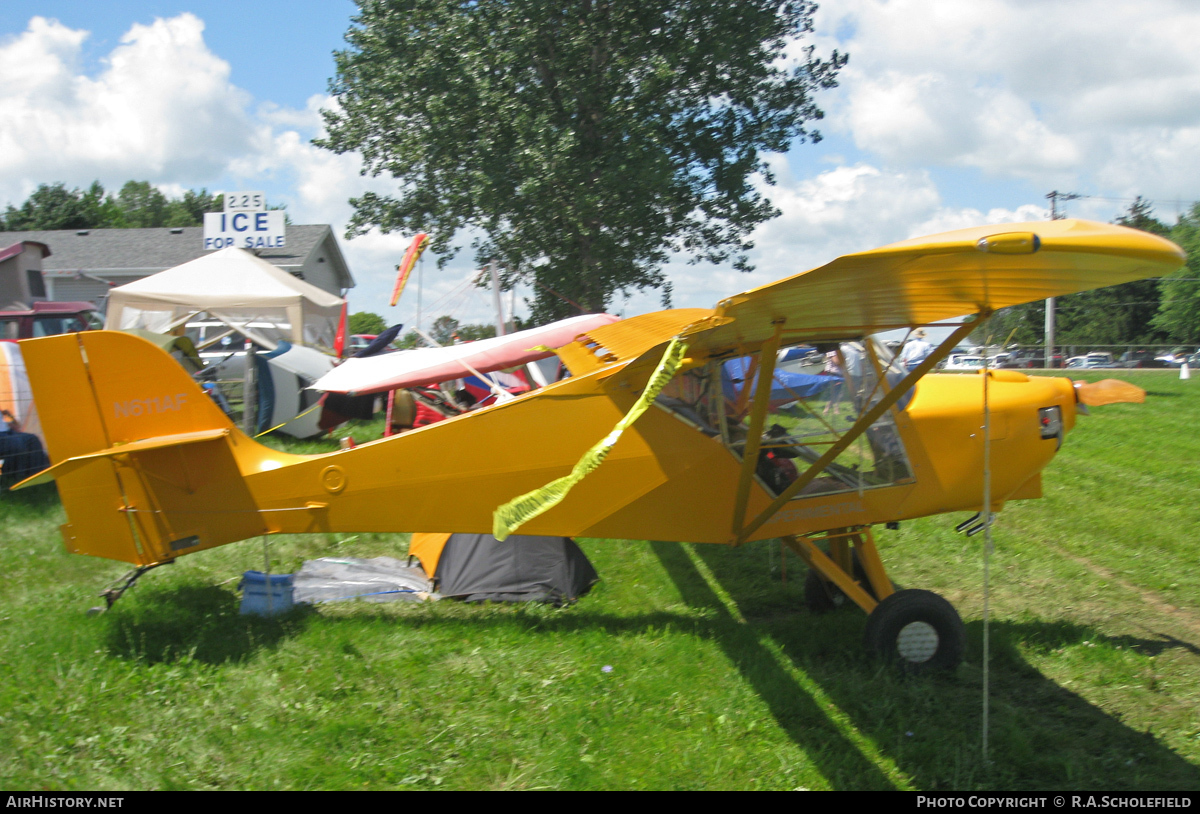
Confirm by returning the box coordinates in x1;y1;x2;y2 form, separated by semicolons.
313;313;619;395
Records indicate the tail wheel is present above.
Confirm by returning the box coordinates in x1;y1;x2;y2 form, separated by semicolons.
804;551;876;613
863;589;965;673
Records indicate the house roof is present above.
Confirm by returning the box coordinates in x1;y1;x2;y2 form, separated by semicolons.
0;240;50;264
0;225;355;290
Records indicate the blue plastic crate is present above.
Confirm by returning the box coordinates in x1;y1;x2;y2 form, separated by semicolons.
239;571;294;616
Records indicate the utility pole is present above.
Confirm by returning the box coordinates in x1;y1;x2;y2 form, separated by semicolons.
488;260;506;337
1044;191;1082;367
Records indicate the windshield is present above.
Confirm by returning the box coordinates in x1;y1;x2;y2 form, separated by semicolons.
32;312;96;337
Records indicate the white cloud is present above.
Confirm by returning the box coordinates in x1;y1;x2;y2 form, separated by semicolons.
4;4;1193;329
809;0;1200;198
844;73;1080;178
0;14;258;204
753;164;940;265
0;16;444;321
619;162;1049;317
908;203;1049;238
241;95;486;325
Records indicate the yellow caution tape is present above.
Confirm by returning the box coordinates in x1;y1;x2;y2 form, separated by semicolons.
492;337;689;540
254;399;325;438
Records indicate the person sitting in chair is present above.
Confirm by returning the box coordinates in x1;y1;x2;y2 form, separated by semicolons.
0;409;50;486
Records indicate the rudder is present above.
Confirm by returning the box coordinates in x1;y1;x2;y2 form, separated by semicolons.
21;332;264;565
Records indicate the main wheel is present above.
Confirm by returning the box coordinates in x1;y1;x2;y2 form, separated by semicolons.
863;589;965;673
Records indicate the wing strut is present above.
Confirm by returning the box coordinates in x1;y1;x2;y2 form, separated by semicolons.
731;320;784;535
734;315;988;544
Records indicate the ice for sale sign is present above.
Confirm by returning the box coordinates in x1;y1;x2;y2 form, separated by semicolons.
203;210;286;250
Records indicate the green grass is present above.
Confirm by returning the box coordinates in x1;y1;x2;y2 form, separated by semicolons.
2;371;1199;789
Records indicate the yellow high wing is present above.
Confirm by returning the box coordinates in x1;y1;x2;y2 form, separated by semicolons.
547;218;1182;376
15;219;1184;567
696;218;1184;352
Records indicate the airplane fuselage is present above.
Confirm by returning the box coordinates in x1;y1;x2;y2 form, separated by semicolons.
23;331;1075;566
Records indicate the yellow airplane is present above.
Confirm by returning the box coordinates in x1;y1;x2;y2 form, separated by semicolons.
14;218;1184;672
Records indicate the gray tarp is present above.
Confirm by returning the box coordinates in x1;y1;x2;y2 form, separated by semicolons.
292;557;435;604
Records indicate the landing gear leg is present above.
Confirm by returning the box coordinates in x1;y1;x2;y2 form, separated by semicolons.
88;562;170;615
787;528;893;614
785;528;965;672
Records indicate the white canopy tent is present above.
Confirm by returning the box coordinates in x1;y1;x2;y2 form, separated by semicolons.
105;247;344;351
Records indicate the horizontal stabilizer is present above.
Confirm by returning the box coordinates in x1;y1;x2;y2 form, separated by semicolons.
12;428;230;489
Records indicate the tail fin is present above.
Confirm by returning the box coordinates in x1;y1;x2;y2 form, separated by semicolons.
21;331;266;565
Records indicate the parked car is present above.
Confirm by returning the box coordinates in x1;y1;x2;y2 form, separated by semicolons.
1064;352;1116;369
348;334;379;355
997;348;1064;369
1114;350;1171;369
1154;351;1187;368
185;320;284;378
941;354;985;371
0;301;102;341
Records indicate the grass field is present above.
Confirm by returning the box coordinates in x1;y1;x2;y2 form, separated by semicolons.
1;370;1198;790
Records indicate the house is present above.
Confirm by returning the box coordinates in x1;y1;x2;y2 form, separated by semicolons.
0;240;52;306
0;225;354;311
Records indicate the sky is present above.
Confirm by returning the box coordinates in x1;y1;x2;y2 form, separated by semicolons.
1;0;1198;331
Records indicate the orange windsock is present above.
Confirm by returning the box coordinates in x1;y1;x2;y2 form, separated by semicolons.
1074;379;1146;407
390;233;429;307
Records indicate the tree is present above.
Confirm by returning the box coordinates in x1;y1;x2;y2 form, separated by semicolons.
348;311;388;335
171;188;225;226
429;315;461;346
1116;195;1170;238
1153;202;1200;343
456;322;498;341
1;182;108;231
320;0;845;322
1;181;225;231
115;181;169;228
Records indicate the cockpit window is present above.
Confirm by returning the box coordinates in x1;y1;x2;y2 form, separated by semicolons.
656;339;915;499
656;364;721;437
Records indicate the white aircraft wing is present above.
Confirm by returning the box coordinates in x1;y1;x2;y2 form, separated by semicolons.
313;313;619;395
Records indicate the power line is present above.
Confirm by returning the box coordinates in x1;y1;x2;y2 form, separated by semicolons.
1046;190;1082;219
1072;194;1195;207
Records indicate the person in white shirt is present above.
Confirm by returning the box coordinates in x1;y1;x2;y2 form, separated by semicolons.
899;329;933;371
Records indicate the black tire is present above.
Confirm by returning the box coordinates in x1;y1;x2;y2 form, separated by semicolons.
863;589;965;673
804;551;875;614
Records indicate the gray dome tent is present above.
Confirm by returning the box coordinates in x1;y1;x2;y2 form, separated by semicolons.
409;532;599;605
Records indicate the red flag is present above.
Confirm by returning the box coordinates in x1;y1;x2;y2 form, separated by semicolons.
334;300;348;358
